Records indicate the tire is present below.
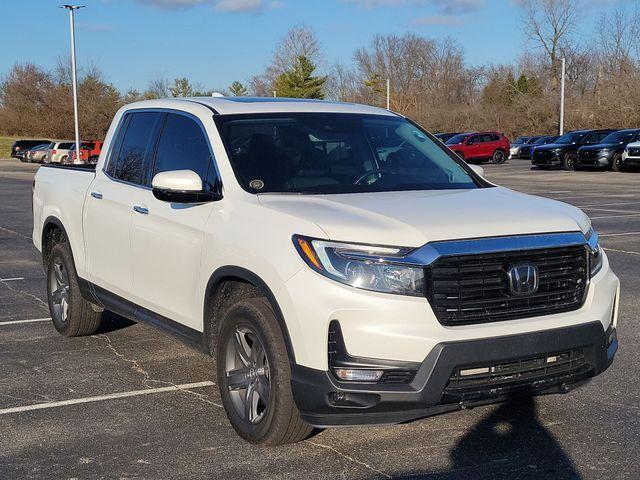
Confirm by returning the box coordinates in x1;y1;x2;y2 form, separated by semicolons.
612;152;624;172
492;149;507;164
562;153;577;171
216;297;312;446
46;241;102;336
60;155;69;165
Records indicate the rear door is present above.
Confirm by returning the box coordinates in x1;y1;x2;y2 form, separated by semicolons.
129;112;218;329
84;111;162;298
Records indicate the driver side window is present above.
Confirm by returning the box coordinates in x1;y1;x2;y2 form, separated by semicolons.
152;113;216;187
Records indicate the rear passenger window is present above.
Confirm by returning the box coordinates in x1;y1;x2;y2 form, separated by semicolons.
152;113;213;181
112;112;160;185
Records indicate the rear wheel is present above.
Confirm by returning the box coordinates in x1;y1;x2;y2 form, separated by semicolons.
492;149;507;164
216;297;312;445
612;152;624;172
562;153;577;171
46;242;102;336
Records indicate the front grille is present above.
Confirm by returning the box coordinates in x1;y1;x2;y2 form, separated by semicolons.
442;349;592;402
628;148;640;157
425;245;588;326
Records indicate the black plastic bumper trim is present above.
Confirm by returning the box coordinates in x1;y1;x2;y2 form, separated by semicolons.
292;321;616;427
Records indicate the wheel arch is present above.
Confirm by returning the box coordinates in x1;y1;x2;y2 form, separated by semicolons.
41;216;72;268
203;266;297;363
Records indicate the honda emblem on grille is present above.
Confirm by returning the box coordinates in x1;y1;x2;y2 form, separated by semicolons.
506;263;539;296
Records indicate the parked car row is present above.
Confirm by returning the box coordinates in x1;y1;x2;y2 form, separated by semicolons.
10;139;103;164
528;128;640;172
436;131;511;164
10;139;51;160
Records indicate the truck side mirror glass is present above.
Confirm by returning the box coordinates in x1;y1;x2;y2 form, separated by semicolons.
151;169;221;203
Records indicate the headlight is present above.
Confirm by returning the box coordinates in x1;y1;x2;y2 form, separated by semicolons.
293;235;424;296
586;228;603;277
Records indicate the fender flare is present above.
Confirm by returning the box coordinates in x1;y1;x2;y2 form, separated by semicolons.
41;216;71;266
204;266;297;363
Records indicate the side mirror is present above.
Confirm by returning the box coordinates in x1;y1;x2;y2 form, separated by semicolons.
465;139;474;145
469;164;484;177
151;169;222;203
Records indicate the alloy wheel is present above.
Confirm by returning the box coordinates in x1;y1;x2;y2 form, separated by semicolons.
224;327;271;424
49;260;70;324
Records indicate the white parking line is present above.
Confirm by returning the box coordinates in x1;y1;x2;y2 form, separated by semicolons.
600;231;640;237
578;201;640;208
604;248;640;256
0;381;216;415
0;317;51;326
0;277;25;282
590;213;640;220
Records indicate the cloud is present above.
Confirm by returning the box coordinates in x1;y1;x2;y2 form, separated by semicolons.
430;0;484;14
136;0;282;11
412;14;463;26
338;0;425;8
215;0;261;11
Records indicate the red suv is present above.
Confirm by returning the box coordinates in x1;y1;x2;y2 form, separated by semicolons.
445;132;510;164
70;140;103;164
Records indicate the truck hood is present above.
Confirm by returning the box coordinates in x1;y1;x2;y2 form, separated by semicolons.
258;187;591;247
535;143;572;151
580;142;625;152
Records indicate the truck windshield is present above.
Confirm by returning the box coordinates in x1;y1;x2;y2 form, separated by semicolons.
216;113;479;194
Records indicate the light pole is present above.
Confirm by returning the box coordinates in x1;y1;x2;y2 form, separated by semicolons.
386;78;390;110
559;57;566;136
60;5;84;164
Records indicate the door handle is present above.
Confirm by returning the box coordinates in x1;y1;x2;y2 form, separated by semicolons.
90;191;103;200
133;205;149;215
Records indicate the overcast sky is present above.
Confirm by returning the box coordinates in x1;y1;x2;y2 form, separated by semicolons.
3;0;633;93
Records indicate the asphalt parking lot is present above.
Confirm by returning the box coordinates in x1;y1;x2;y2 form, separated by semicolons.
1;157;639;480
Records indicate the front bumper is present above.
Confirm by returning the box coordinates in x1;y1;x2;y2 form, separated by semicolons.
576;152;613;168
622;152;640;167
532;152;562;166
292;321;618;427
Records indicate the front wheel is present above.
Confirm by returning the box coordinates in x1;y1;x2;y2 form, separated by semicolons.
492;150;507;164
216;297;313;445
612;152;624;172
562;153;577;171
60;155;69;165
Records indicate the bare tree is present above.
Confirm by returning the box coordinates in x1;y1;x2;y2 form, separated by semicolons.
520;0;578;84
251;25;324;95
597;7;640;75
145;77;171;99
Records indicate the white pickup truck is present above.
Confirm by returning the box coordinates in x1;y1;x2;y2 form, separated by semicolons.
33;97;619;446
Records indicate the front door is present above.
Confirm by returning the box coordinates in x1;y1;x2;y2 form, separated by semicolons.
129;112;218;329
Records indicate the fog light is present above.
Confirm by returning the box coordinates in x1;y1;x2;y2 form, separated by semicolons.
334;368;383;382
459;367;490;377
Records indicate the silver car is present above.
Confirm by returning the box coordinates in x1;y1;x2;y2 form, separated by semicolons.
44;141;74;164
25;144;50;163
